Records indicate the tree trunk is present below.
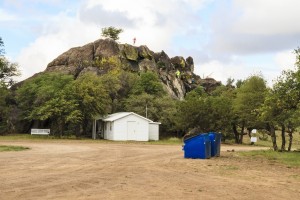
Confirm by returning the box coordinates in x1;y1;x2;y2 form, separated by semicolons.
239;122;245;144
288;132;293;151
287;125;293;152
266;123;278;151
232;123;239;144
281;124;286;151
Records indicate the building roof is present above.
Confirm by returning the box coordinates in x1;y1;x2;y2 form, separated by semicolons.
102;112;154;122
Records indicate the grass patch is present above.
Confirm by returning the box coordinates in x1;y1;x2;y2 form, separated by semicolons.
148;137;182;145
0;145;30;152
0;134;77;140
239;150;300;167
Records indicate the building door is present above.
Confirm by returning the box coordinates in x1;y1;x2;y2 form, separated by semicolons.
127;121;137;140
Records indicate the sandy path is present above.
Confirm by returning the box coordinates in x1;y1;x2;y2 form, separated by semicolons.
0;141;299;200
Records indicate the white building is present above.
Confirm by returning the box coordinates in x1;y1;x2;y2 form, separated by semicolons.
92;112;160;141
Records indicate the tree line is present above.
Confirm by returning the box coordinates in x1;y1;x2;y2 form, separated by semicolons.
0;36;300;151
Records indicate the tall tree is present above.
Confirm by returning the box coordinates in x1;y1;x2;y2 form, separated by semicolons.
0;37;20;133
233;75;267;143
70;73;110;137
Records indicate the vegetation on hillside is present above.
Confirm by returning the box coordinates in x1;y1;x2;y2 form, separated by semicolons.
0;37;20;134
1;34;300;152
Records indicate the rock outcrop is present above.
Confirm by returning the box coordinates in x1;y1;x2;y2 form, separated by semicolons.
45;39;221;99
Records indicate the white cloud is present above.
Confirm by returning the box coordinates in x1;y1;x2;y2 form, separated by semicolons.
194;59;253;85
17;15;100;80
274;50;296;71
233;0;300;35
210;0;300;54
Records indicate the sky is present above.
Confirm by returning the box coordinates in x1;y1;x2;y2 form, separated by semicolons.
1;0;300;86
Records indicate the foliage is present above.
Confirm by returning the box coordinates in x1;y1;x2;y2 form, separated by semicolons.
233;75;267;143
0;85;10;134
100;69;139;113
94;56;122;71
0;57;20;86
0;145;30;152
16;73;78;135
71;72;110;121
131;71;165;96
101;26;123;41
0;37;20;87
176;86;233;136
16;72;110;136
0;37;20;133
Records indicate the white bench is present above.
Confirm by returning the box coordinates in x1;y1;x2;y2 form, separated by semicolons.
31;129;50;135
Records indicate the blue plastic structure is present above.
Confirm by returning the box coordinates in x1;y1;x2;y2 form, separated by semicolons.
208;132;221;157
183;133;211;159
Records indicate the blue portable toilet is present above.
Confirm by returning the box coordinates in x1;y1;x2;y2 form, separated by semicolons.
183;133;211;159
208;132;221;157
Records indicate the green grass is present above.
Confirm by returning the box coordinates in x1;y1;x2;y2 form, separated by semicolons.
0;145;30;152
148;137;183;145
0;134;77;140
239;150;300;167
237;131;300;150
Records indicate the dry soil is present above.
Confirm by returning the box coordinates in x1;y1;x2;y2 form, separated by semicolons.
0;140;299;200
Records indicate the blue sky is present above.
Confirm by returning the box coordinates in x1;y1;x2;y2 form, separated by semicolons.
1;0;299;86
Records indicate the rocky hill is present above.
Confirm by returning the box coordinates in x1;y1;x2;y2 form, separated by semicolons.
44;38;220;99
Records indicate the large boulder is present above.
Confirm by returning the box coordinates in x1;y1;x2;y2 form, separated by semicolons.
170;56;186;70
138;45;153;60
121;44;139;61
186;56;194;72
153;51;174;71
94;39;120;58
138;59;157;72
42;38;221;100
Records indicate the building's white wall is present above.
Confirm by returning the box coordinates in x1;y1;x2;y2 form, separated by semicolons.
113;120;127;141
105;114;149;141
149;123;159;141
104;121;114;140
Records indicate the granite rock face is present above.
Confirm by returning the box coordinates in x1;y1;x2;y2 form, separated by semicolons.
45;39;221;99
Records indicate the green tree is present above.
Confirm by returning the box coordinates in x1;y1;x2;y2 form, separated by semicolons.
0;85;10;134
101;26;123;41
260;48;300;151
176;86;233;137
233;75;267;143
70;73;110;137
0;37;20;86
0;37;20;133
100;69;139;113
16;73;78;135
131;71;165;97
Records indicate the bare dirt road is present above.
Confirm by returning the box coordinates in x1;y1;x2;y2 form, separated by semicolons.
0;140;299;200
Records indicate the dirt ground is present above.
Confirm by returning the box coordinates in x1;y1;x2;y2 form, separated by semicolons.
0;140;299;200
